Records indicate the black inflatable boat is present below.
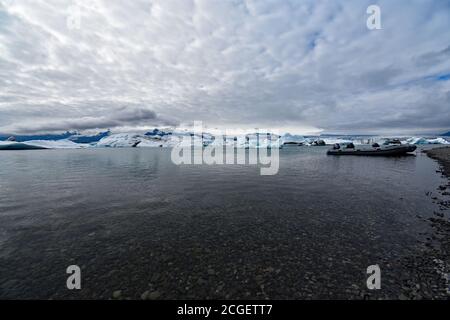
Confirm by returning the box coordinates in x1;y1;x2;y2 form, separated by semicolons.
327;143;416;156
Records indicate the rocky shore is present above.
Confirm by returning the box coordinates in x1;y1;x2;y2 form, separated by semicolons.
421;147;450;298
426;147;450;178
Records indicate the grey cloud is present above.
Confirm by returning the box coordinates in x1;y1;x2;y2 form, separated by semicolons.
355;67;402;89
112;107;157;123
1;105;165;134
0;0;449;135
415;45;450;68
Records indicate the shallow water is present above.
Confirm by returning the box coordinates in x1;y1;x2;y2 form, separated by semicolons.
0;146;446;299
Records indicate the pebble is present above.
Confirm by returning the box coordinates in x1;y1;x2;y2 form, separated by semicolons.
148;291;161;299
398;294;408;300
112;290;122;299
141;291;149;300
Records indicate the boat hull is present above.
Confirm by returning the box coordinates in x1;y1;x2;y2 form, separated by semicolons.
327;144;416;156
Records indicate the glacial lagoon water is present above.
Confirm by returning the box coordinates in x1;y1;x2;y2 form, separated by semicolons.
0;146;447;299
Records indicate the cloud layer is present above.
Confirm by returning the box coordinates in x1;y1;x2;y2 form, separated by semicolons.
0;0;449;134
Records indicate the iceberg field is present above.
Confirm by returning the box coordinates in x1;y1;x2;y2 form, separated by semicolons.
0;139;86;149
406;137;450;145
96;133;144;148
95;132;284;149
96;132;184;148
1;129;449;149
21;139;88;149
280;134;306;144
320;138;354;145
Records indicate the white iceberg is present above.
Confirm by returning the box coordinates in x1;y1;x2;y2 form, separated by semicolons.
96;133;145;147
321;138;354;145
406;137;450;145
96;132;178;148
23;139;88;149
0;141;47;150
281;134;306;144
0;139;88;149
94;131;283;149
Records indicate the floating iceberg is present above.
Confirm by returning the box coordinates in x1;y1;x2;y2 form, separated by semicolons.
23;139;88;149
96;133;179;148
321;138;354;145
68;131;110;143
281;134;306;144
0;139;86;149
0;141;47;150
406;137;450;145
94;131;283;149
96;133;144;148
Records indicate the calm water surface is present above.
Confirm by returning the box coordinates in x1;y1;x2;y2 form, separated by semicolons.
0;147;445;299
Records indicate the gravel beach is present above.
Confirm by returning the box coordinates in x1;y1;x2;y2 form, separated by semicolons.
423;147;450;298
426;147;450;178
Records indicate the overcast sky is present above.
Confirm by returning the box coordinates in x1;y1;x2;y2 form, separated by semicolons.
0;0;449;135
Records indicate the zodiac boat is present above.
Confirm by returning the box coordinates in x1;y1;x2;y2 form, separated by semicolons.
327;142;416;156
